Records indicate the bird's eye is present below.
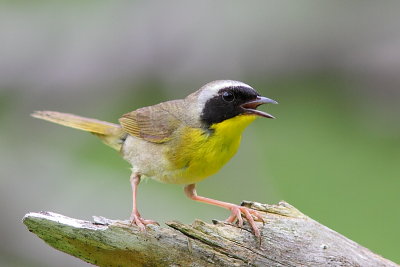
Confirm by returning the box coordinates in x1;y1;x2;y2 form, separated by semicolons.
222;91;235;102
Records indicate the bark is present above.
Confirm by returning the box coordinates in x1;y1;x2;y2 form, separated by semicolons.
23;201;399;267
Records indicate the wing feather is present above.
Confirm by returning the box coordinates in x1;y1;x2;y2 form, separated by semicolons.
119;100;184;143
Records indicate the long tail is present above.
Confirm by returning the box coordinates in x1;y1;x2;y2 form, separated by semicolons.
31;111;126;151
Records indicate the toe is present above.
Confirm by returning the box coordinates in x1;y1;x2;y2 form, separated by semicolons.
141;219;160;226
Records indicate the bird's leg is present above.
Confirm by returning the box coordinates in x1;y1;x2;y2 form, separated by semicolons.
184;184;264;237
129;173;158;230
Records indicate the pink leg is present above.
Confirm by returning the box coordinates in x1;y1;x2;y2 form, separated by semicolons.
129;173;158;230
184;184;264;237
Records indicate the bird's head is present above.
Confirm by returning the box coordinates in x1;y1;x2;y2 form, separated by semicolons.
192;80;277;128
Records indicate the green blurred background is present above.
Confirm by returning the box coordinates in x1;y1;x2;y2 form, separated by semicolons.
1;1;399;266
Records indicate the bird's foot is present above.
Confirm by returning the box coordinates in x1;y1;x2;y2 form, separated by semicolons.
225;205;264;237
130;212;159;231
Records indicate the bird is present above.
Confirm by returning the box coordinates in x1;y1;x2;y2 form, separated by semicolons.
32;80;277;237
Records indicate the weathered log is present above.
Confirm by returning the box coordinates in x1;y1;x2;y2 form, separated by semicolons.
23;201;398;267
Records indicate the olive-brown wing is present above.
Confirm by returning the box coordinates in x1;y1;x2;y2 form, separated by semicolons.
119;100;184;143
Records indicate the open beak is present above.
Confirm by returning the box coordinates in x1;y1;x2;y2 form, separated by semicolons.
241;96;278;119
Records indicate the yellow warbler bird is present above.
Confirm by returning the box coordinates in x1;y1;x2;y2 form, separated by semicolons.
32;80;277;237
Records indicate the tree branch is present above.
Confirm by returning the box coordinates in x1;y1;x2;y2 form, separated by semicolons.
23;201;398;267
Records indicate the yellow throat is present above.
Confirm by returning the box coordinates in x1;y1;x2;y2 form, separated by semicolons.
167;115;257;184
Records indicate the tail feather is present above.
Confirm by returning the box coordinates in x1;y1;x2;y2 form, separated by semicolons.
31;111;125;151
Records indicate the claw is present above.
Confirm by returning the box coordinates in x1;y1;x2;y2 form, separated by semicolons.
183;184;264;238
130;212;159;231
225;205;263;237
129;173;159;231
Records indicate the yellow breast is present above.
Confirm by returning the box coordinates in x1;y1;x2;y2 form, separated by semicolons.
165;115;257;184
